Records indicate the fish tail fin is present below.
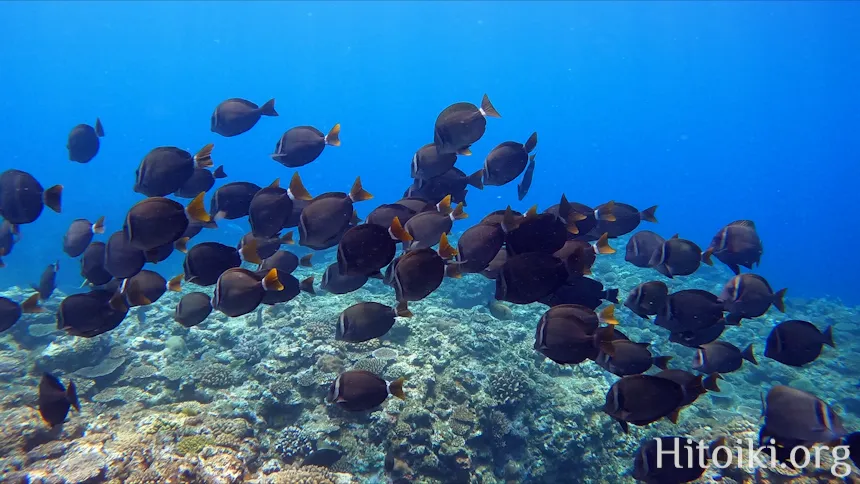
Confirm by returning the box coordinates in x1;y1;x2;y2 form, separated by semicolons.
185;192;211;223
300;276;315;294
742;344;757;365
457;146;472;156
598;201;617;222
703;373;722;392
445;264;463;279
388;377;407;400
262;268;284;292
194;143;214;168
773;288;787;313
598;305;618;325
288;172;313;201
823;325;835;348
174;237;189;253
94;118;104;137
654;356;672;370
438;233;458;260
43;185;63;213
436;195;452;215
640;205;658;223
213;165;227;179
349;176;373;202
66;380;81;412
240;238;262;264
300;253;313;267
388;217;413;243
395;300;413;318
450;203;468;221
109;292;130;312
524;132;538;153
92;216;106;234
701;247;713;266
21;293;44;313
167;274;183;292
595;233;616;254
280;231;295;245
467;169;484;190
605;288;619;304
259;98;278;116
325;123;341;147
501;206;517;233
480;94;501;118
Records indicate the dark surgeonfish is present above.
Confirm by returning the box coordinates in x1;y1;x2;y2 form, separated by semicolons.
719;273;786;324
63;217;105;257
553;235;615;278
625;230;665;268
411;143;458;180
134;144;213;197
654;369;721;410
337;218;412;276
0;220;19;264
336;301;399;342
213;268;283;317
403;199;467;250
449;222;505;275
602;374;685;433
764;320;834;367
104;231;146;279
534;305;617;364
272;124;341;168
321;262;369;294
174;292;212;328
624;281;668;319
654;289;726;334
544;198;614;238
517;154;536;201
693;341;757;374
595;339;672;377
259;250;311;275
539;276;619;310
249;174;314;238
648;235;711;278
211;98;277;137
124;193;210;251
183;241;247;286
32;261;59;300
385;233;458;315
174;165;227;199
483;133;537;186
67;118;104;163
503;208;570;256
496;252;568;305
80;241;113;286
762;385;848;443
259;270;314;305
239;231;293;260
301;448;343;468
404;167;482;206
0;169;62;225
632;436;708;484
590;202;657;239
210;181;263;220
668;322;727;348
434;94;500;155
111;270;182;309
298;178;373;250
365;203;418;229
706;219;763;275
327;370;406;411
0;294;42;332
38;373;79;427
57;289;128;337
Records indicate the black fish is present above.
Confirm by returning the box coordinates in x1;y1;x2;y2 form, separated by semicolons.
124;194;210;251
0;294;42;332
668;322;727;348
654;370;721;409
0;220;19;264
539;276;619;310
654;289;725;334
174;292;212;328
404;167;482;206
625;230;665;268
624;281;668;319
299;178;372;250
32;261;59;300
496;252;568;305
763;385;847;443
239;231;292;260
535;308;601;365
595;340;671;377
517;154;536;201
337;301;400;342
211;98;277;137
543;198;614;238
249;174;313;238
57;289;128;337
648;235;711;278
144;242;176;264
259;250;311;275
602;374;685;433
174;165;227;198
404;200;466;249
38;373;79;427
272;124;340;168
80;241;113;286
591;202;657;238
386;233;458;315
395;197;435;214
112;270;182;308
183;242;244;286
0;169;62;225
720;273;786;324
553;235;615;278
337;219;412;277
301;448;343;468
63;217;105;257
479;247;507;280
764;320;834;367
483;133;537;186
411;143;458;180
259;270;314;305
104;231;146;279
451;222;505;274
433;94;500;155
209;181;262;220
706;220;763;275
365;203;418;229
67;118;104;163
327;370;406;412
134;144;213;197
320;262;368;294
213;268;283;317
182;218;218;240
504;210;569;256
632;436;708;484
693;341;757;374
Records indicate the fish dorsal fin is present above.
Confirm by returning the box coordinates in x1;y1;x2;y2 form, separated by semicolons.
525;205;539;218
671;234;680;239
729;220;756;229
269;178;280;188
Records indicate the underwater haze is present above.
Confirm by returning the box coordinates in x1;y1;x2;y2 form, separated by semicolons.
1;1;860;483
